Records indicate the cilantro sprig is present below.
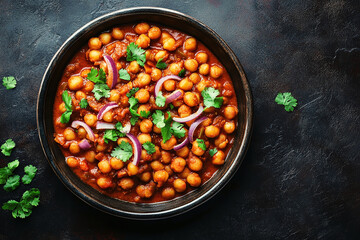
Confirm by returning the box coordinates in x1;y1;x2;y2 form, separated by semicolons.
87;68;106;84
111;141;133;162
126;42;146;67
0;160;19;184
151;110;174;142
79;98;88;109
2;76;17;90
155;91;166;107
178;69;186;78
1;139;16;156
103;122;127;143
87;68;110;100
156;58;167;70
275;92;298;112
60;90;73;123
22;165;37;184
142;141;156;154
4;175;20;192
171;122;186;138
126;87;139;98
209;148;218;157
196;139;207;151
2;188;40;219
119;69;131;81
201;87;223;109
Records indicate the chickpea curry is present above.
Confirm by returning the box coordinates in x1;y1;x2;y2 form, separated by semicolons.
53;22;238;203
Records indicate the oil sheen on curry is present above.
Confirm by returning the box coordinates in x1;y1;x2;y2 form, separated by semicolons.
53;22;238;203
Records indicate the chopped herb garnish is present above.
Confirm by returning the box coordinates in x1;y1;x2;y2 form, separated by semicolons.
2;76;17;90
140;110;151;118
142;141;156;154
275;92;298;112
60;111;72;124
103;129;120;144
209;148;218;157
0;160;19;184
115;122;127;137
201;87;223;109
111;141;133;162
4;175;20;192
87;68;106;84
196;139;207;151
2;188;40;219
178;69;186;78
79;98;88;109
119;69;131;81
60;90;73;123
156;58;167;69
22;165;37;184
171;122;186;138
155;91;166;107
130;116;139;126
152;110;166;128
161;112;173;143
1;139;16;157
126;87;139;98
126;42;146;67
169;103;174;110
92;83;110;100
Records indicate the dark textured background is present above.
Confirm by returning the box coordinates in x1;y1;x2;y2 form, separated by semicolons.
0;0;359;239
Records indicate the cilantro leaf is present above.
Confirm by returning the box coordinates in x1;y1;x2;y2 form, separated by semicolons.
178;69;186;78
111;141;133;162
87;68;106;84
60;111;72;124
201;87;223;109
79;98;88;109
92;83;110;100
115;122;126;137
275;92;298;112
142;141;156;154
130;116;139;126
2;76;17;90
155;91;166;107
103;130;119;144
171;122;186;138
22;165;37;184
156;58;167;69
126;42;146;67
1;139;16;156
152;110;166;128
140;110;151;118
161;112;173;143
209;148;218;157
196;139;207;151
119;69;131;81
2;188;40;219
60;90;73;124
0;159;19;184
4;175;20;192
128;96;140;125
169;103;174;110
126;87;139;98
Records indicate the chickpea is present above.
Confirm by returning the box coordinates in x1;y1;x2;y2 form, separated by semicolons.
59;102;66;113
210;65;224;78
224;121;236;134
74;91;86;101
135;89;150;103
84;114;97;127
183;92;199;107
163;80;176;91
68;76;83;91
134;22;150;34
189;73;201;84
153;170;169;187
187;173;201;187
173;179;187;193
161;136;177;150
191;140;205;156
199;64;210;75
224;106;238;120
110;157;124;170
117;137;129;146
111;27;124;40
140;172;151;182
137;73;151;87
205;125;220;138
69;142;80;154
215;134;229;149
179;78;193;91
89;50;102;62
102;111;114;123
188;156;203;171
64;128;76;141
160;32;172;44
178;104;191;118
88;37;102;50
98;160;112;173
171;157;186;173
212;150;225;165
109;89;120;102
163;38;176;51
184;37;197;51
99;32;112;45
80;69;91;78
176;146;190;158
83;81;94;92
155;50;168;62
152;146;161;160
184;59;198;72
161;151;172;164
127;162;139;176
179;167;191;179
169;62;182;75
66;157;79;168
153;125;161;134
96;143;107;152
97;177;112;189
85;151;96;163
140;119;153;133
195;52;208;64
151;68;162;81
136;184;154;198
141;149;151;161
162;187;175;199
137;133;151;144
151;160;164;171
196;80;208;92
127;61;140;73
148;26;161;39
135;34;151;49
119;178;134;190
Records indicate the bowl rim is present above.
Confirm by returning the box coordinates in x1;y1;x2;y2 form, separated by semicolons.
36;6;253;219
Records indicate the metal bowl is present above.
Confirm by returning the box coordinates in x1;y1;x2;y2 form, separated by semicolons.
37;7;253;219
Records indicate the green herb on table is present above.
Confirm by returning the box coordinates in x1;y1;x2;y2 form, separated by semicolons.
142;141;156;155
2;188;40;219
4;175;20;192
119;69;131;81
2;76;17;90
1;139;16;157
79;98;88;109
201;87;223;109
275;92;298;112
111;141;133;162
22;165;37;185
0;160;19;184
156;58;167;70
126;42;146;67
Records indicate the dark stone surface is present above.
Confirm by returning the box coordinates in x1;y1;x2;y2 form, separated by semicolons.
0;0;359;239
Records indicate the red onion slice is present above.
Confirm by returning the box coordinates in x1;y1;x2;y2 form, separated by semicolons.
122;123;131;134
173;105;204;123
173;137;189;151
104;55;118;89
155;75;181;97
165;90;182;104
71;120;95;142
188;116;208;143
125;133;141;166
97;102;118;120
78;139;91;150
96;121;115;129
